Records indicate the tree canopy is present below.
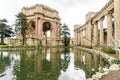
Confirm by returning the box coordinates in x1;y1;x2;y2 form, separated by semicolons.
15;12;28;45
0;19;14;45
61;23;71;46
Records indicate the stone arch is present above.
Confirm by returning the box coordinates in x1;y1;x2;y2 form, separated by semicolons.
22;4;61;46
43;22;52;35
28;20;36;37
42;21;52;46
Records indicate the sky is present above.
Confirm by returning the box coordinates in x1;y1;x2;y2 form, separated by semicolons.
0;0;109;37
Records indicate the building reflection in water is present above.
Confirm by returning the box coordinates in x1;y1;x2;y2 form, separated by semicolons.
0;48;110;80
17;48;62;80
74;49;110;78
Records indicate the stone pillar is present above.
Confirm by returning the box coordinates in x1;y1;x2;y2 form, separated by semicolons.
56;23;60;45
51;21;60;46
85;25;87;45
79;31;81;45
84;28;87;45
78;31;80;45
93;21;98;44
74;27;78;46
87;21;92;46
99;17;104;45
114;0;120;40
107;13;113;46
76;30;78;45
81;30;83;45
54;22;57;39
57;23;60;39
35;19;38;37
74;30;77;45
38;18;43;38
83;29;86;45
51;22;56;46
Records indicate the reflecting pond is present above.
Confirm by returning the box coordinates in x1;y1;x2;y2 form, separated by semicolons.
0;48;110;80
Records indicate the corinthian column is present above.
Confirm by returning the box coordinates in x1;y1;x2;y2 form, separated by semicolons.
114;0;120;40
38;18;43;38
99;17;104;45
74;30;77;45
78;31;80;45
107;13;113;46
93;21;98;44
35;18;38;37
87;21;92;46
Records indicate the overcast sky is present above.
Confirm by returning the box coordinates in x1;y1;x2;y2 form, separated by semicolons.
0;0;109;37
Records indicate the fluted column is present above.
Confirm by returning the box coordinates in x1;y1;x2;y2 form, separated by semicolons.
77;31;79;45
84;28;87;45
78;31;80;45
107;13;113;46
81;30;83;45
76;31;78;45
38;18;43;38
87;21;92;46
85;24;88;45
83;29;86;45
93;21;98;44
99;17;104;45
114;0;120;40
35;18;38;37
74;30;77;45
79;31;81;45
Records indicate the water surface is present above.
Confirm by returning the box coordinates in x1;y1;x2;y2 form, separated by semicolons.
0;48;110;80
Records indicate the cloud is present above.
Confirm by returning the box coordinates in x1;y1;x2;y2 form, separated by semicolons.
0;0;110;37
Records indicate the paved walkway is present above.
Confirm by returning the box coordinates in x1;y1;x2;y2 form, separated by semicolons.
100;71;120;80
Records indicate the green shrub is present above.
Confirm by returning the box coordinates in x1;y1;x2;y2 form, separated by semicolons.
102;47;116;54
99;68;105;73
81;45;92;49
111;59;120;64
0;45;9;48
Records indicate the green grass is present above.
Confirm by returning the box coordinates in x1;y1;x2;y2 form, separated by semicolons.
102;47;116;54
81;45;92;49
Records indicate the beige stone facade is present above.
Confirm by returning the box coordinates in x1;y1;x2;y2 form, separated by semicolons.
16;4;61;46
74;0;120;47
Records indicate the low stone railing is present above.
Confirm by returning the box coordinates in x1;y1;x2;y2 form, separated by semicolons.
77;47;120;80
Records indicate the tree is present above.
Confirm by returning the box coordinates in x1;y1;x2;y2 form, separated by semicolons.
60;47;70;71
0;19;14;45
61;23;71;46
15;12;28;45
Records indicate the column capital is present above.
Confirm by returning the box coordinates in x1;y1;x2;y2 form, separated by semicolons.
93;21;98;25
100;16;105;21
107;11;113;16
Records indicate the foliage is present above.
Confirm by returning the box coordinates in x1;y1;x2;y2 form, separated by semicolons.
60;47;70;71
61;23;70;46
102;47;116;54
81;45;92;49
15;12;28;45
99;68;104;73
0;19;14;45
111;59;120;64
0;52;11;73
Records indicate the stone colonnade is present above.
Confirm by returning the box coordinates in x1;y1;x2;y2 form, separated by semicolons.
21;4;61;46
74;0;120;47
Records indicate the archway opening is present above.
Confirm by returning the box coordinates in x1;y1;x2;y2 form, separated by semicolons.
29;21;36;37
43;22;51;46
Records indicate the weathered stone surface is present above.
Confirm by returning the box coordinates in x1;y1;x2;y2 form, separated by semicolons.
78;47;120;80
109;64;120;71
74;0;120;47
12;4;61;46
